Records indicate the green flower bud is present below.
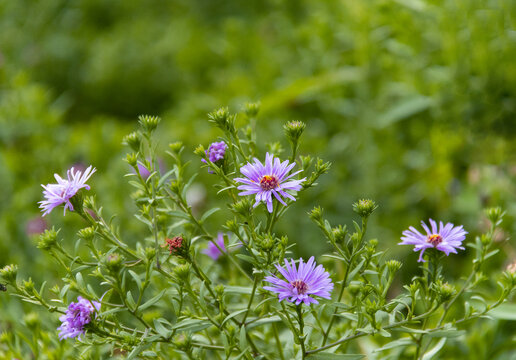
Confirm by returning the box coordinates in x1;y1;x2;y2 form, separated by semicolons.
78;227;95;241
348;283;361;296
480;234;492;246
215;284;225;299
244;102;260;118
386;260;402;274
309;206;323;222
104;253;124;274
0;332;12;344
24;312;40;329
485;207;504;226
123;132;141;152
224;219;240;234
332;225;347;244
83;196;96;210
267;142;283;155
0;264;18;283
193;144;206;158
169;141;183;154
300;155;313;172
145;247;156;261
126;153;138;167
283;120;306;143
258;234;275;251
352;199;378;218
231;198;253;217
23;278;35;294
208;107;236;134
37;228;58;251
138;115;161;133
173;263;191;283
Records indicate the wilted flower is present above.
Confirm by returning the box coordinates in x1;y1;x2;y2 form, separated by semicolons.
202;233;226;260
164;236;184;254
39;166;96;216
58;296;100;340
234;153;306;213
263;257;333;305
399;219;467;262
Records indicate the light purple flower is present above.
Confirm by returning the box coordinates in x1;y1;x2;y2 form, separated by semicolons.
26;217;47;236
203;141;227;163
39;166;96;216
57;296;101;340
202;232;227;260
399;219;468;262
234;153;306;213
137;163;151;179
264;257;334;305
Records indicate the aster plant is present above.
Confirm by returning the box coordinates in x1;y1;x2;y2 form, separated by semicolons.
1;107;515;360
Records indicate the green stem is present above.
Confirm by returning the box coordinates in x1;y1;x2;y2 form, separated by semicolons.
296;305;306;359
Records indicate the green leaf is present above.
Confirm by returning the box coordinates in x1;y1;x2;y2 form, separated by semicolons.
246;315;281;329
171;318;212;332
200;207;220;223
128;270;143;291
224;286;253;295
126;291;136;310
376;96;433;128
139;289;167;311
426;329;465;338
157;168;177;189
307;353;365;359
422;338;446;360
373;338;413;352
239;326;248;350
222;309;248;326
488;303;516;320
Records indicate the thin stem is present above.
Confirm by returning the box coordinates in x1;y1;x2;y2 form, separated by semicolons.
272;323;286;360
241;275;260;325
296;305;306;359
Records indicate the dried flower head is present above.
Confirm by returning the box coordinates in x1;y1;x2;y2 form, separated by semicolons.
39;166;96;216
264;257;333;305
399;219;467;262
164;236;184;254
235;153;306;213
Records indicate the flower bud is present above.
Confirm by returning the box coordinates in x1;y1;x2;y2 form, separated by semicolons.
386;260;402;274
194;144;206;158
267;142;283;155
123;132;141;152
224;219;240;234
332;225;347;244
83;196;96;210
352;199;378;218
78;227;95;241
145;247;156;261
23;278;35;294
169;141;183;154
0;264;18;283
283;120;306;143
232;198;253;217
215;284;225;299
486;207;504;226
0;332;12;344
24;312;40;330
309;206;323;222
138;115;161;133
173;264;191;284
433;280;455;303
244;102;260;118
480;234;492;246
104;253;124;274
208;107;236;134
37;228;58;251
300;155;313;172
126;153;138;167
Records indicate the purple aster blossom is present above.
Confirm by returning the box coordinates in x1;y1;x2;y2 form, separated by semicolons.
264;257;334;305
137;162;151;179
57;296;101;340
202;232;227;260
39;166;96;216
399;219;468;262
234;153;306;213
202;141;227;164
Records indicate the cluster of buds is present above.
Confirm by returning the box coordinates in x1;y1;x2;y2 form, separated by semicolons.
138;115;161;133
353;199;378;218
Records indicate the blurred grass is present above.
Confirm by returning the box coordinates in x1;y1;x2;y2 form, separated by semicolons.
1;0;516;357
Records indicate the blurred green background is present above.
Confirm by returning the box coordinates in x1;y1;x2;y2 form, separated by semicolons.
1;0;516;357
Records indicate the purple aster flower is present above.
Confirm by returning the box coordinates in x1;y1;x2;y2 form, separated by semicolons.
264;257;334;305
39;166;96;216
234;153;306;213
204;141;227;163
202;232;227;260
57;296;101;340
399;219;468;262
